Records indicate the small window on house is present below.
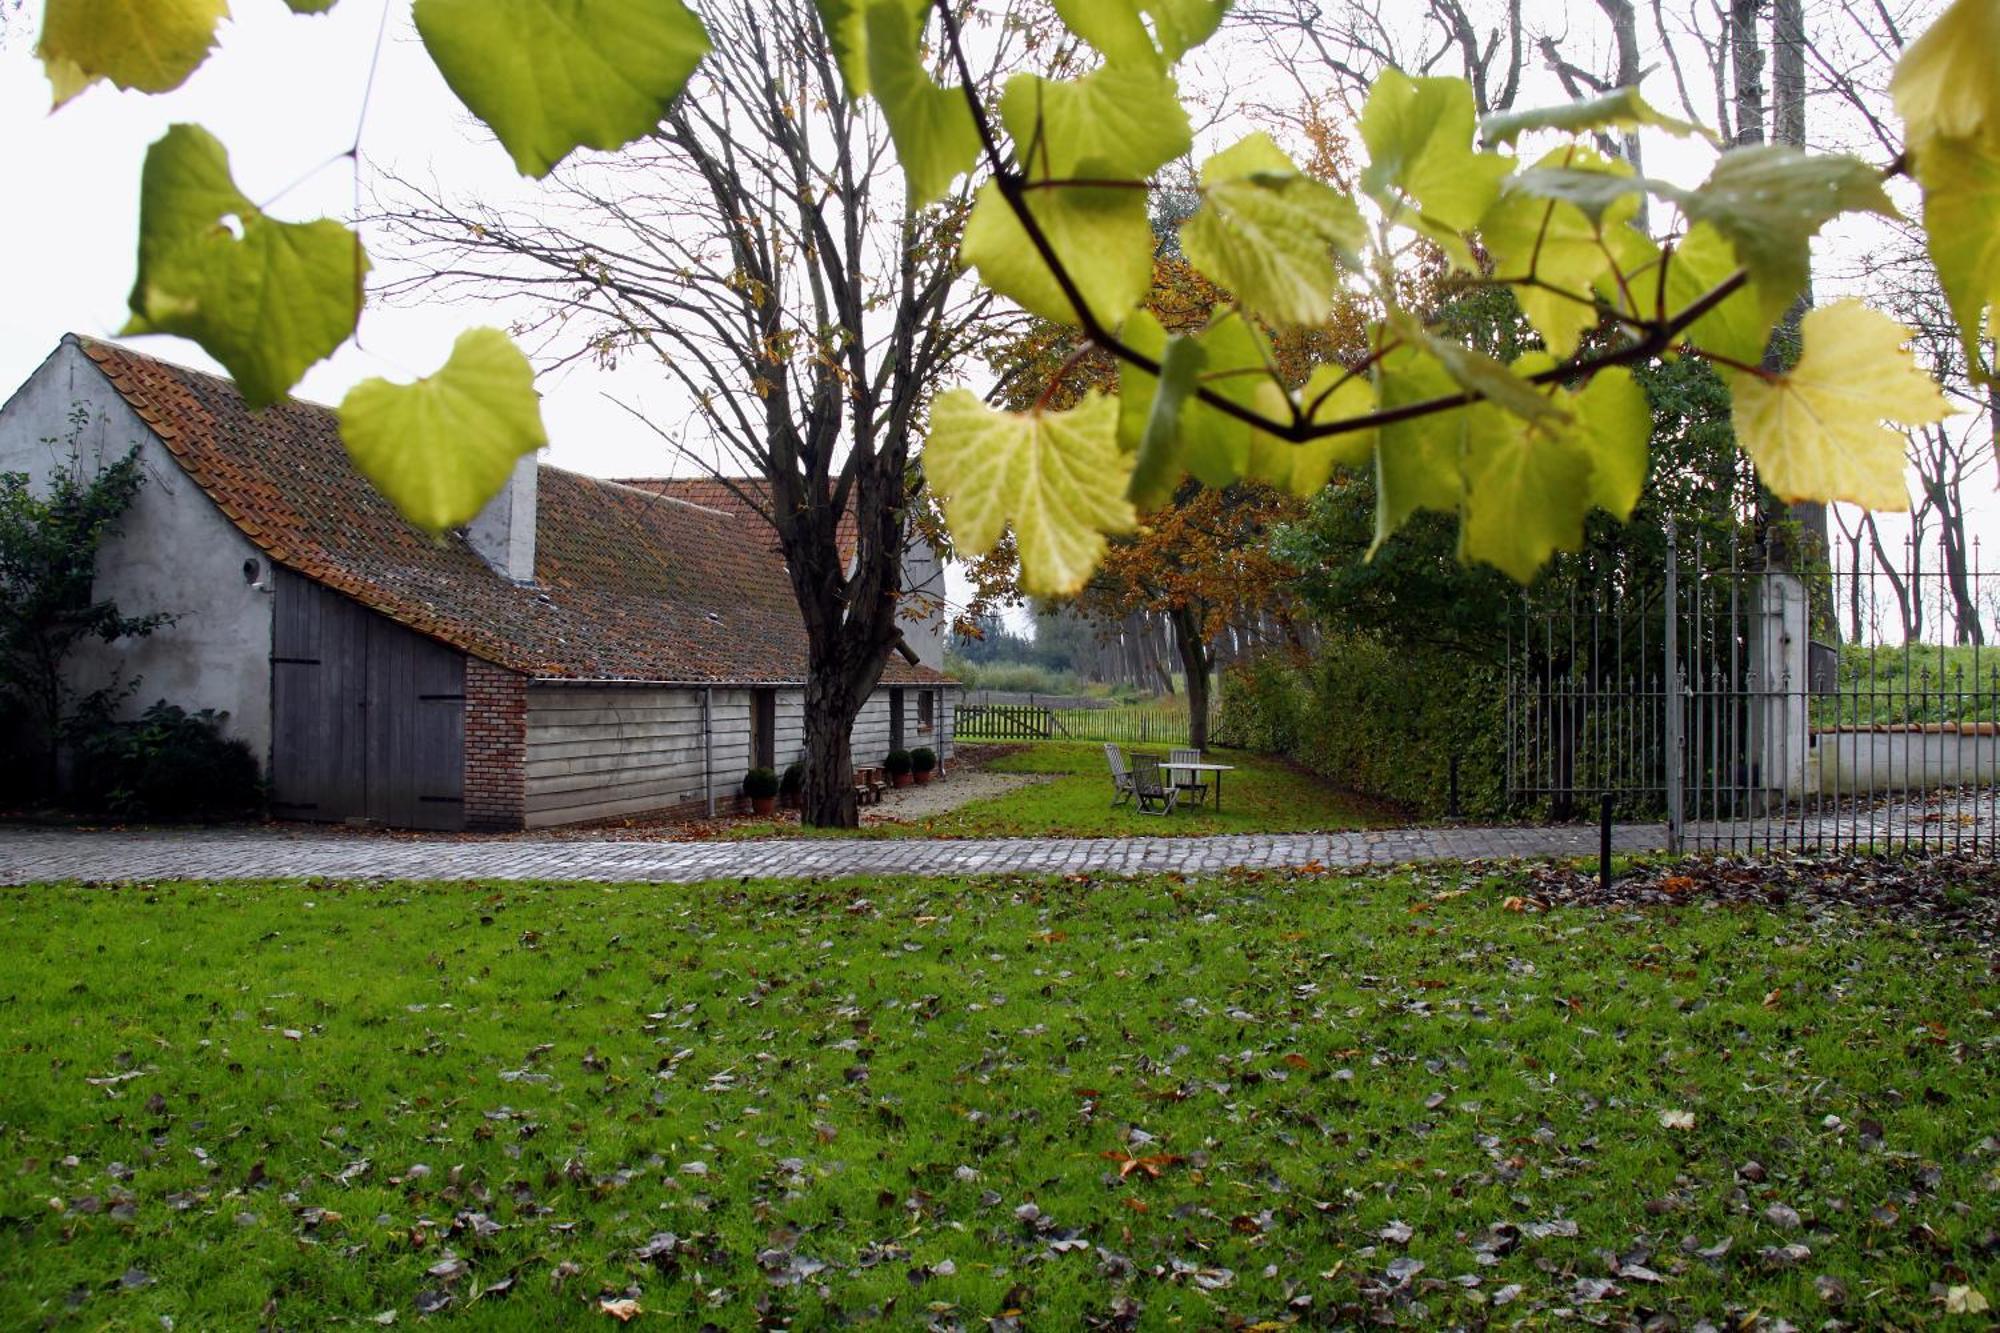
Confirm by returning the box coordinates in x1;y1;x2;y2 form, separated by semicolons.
751;689;776;770
918;689;935;733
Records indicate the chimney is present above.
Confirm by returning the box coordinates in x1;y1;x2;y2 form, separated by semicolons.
467;453;539;583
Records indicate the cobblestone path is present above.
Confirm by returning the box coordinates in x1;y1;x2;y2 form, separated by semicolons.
0;822;1667;884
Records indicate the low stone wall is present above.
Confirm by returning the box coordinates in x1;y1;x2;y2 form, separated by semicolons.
1814;725;2000;794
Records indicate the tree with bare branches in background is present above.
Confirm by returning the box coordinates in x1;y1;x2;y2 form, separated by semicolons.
378;0;1049;826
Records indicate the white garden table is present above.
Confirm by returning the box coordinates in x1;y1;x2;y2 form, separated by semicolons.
1166;761;1236;811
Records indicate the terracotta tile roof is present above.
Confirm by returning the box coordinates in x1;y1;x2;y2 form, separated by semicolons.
73;335;950;687
615;476;863;563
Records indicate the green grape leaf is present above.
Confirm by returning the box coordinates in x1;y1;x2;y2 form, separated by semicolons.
1183;313;1288;487
999;64;1190;181
1116;308;1170;453
37;0;227;108
413;0;711;177
124;124;365;410
1180;132;1365;326
814;0;925;97
1575;366;1650;520
1389;311;1569;425
1458;400;1596;583
1127;334;1206;510
1663;147;1897;329
338;328;549;533
1614;221;1771;364
1360;69;1514;231
866;0;980;205
1371;345;1465;553
1728;300;1950;511
1143;0;1229;61
1481;85;1714;147
284;1;340;12
1911;132;2000;371
1504;163;1650;222
1483;148;1643;357
960;179;1154;326
1890;0;2000;147
1292;365;1375;497
925;388;1136;596
1051;0;1160;69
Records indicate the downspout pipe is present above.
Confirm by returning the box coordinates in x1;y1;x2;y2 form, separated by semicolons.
703;687;715;818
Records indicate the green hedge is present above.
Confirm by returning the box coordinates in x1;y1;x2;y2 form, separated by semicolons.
1214;641;1508;819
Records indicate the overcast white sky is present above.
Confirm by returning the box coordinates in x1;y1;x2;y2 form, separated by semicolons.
1;0;691;479
0;0;1986;639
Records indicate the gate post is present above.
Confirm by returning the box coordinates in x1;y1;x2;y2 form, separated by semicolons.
1664;520;1685;853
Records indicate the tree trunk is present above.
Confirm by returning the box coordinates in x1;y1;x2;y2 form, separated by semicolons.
801;668;860;827
1170;605;1211;750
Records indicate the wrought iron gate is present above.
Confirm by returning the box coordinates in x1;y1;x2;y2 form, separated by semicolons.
1506;522;2000;854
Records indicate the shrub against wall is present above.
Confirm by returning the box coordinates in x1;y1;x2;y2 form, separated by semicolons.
68;700;263;821
1214;643;1507;819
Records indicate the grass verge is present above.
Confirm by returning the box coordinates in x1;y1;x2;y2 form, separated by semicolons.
725;742;1394;840
2;869;1995;1328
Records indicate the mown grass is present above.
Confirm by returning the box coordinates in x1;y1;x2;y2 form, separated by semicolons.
3;870;1995;1328
730;742;1393;839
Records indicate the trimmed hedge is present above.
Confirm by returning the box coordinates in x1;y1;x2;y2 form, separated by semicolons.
1214;641;1507;819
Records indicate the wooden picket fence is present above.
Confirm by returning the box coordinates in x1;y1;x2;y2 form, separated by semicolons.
957;700;1197;745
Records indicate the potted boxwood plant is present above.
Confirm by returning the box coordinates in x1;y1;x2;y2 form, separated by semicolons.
743;766;780;815
885;749;913;788
779;761;805;810
910;746;937;784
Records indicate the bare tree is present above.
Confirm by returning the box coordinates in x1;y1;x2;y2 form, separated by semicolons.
381;0;1022;825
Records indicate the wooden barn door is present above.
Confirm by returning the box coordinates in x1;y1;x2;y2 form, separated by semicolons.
271;571;465;829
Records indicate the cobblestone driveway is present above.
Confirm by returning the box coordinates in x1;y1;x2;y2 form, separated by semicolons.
0;822;1668;884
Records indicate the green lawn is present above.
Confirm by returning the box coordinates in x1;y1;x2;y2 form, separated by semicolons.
1817;644;2000;726
4;871;1995;1328
733;742;1394;839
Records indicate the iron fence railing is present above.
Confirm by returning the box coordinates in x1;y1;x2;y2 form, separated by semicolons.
1507;522;2000;855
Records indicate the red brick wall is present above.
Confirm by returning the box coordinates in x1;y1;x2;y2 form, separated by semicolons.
464;658;527;830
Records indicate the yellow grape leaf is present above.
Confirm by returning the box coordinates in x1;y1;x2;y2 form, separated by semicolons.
925;389;1135;596
125;124;365;409
338;328;549;532
1458;400;1596;583
1911;132;2000;370
814;0;926;98
413;0;711;177
961;179;1154;327
1729;301;1950;511
1576;367;1650;521
1182;312;1289;488
1181;132;1365;327
37;0;228;108
1890;0;2000;146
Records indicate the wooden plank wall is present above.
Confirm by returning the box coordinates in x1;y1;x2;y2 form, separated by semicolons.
523;683;958;827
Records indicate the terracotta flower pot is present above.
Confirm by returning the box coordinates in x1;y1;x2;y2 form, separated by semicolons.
751;795;776;815
894;772;914;788
913;769;932;785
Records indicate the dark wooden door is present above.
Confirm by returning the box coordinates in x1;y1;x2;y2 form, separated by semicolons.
271;571;465;829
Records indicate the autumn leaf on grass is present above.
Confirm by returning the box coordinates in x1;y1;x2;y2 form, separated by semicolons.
924;390;1136;597
1102;1149;1183;1180
1659;1109;1696;1130
1728;301;1951;511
